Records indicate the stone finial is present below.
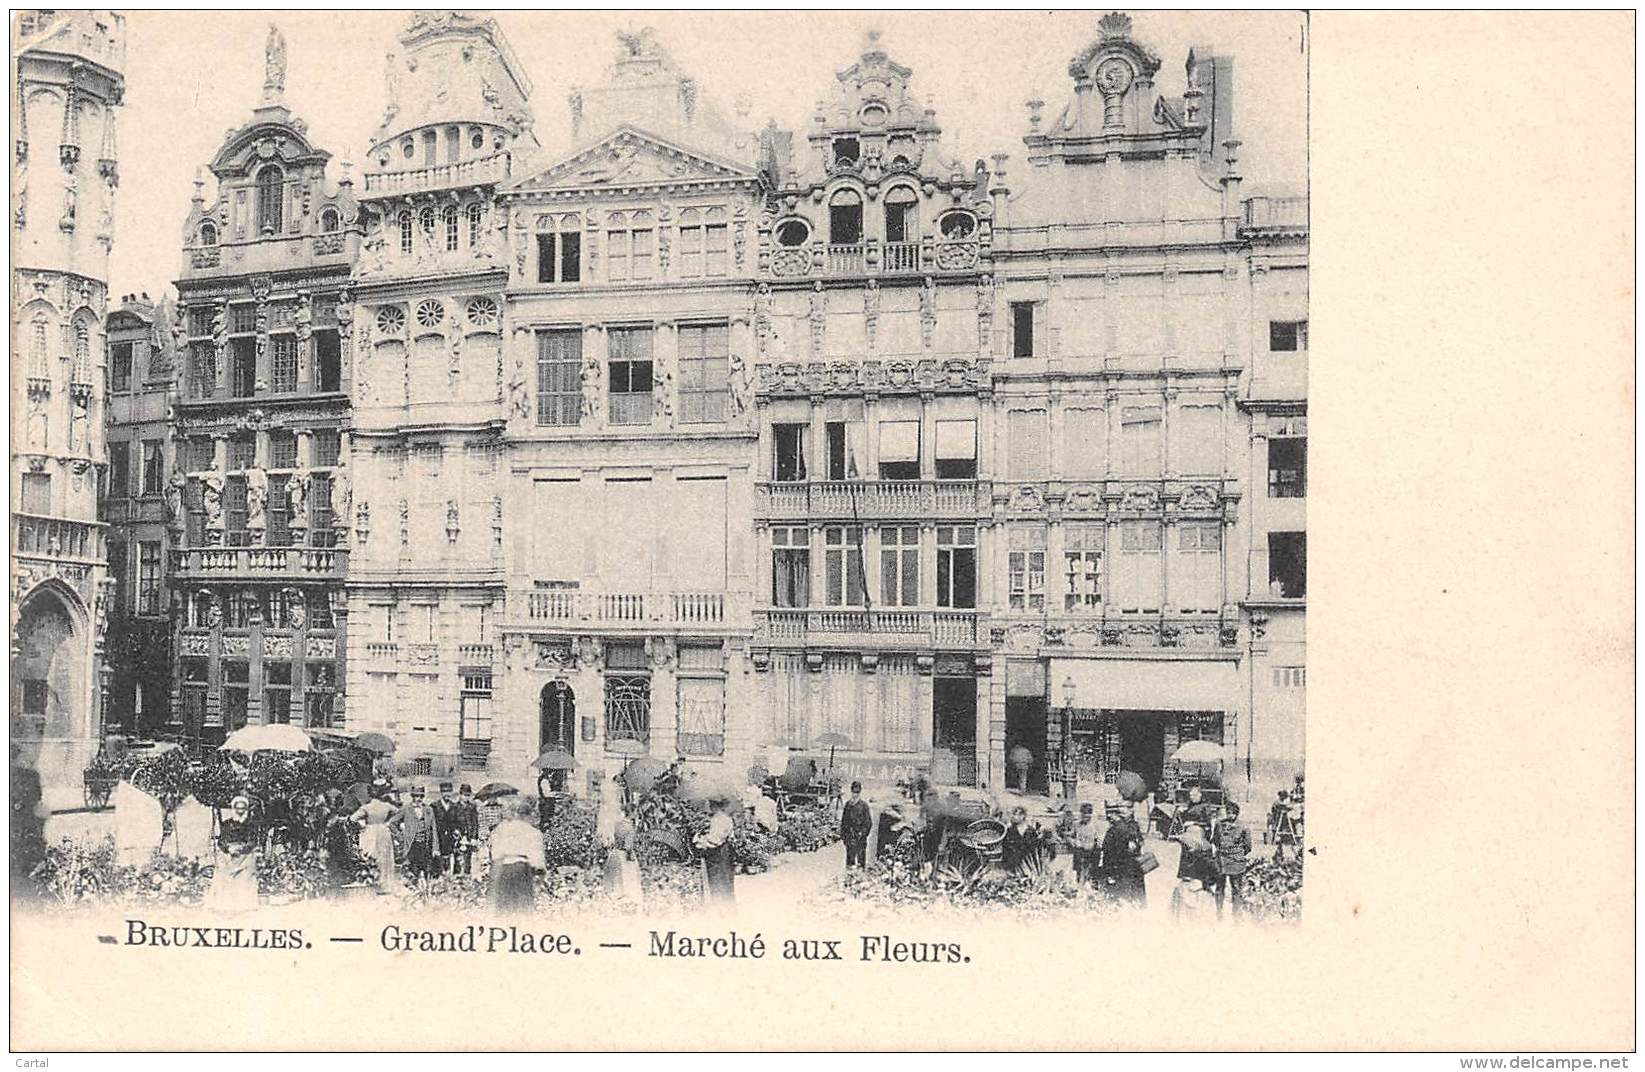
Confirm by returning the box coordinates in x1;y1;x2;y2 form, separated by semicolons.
1098;12;1133;40
1026;97;1045;130
263;24;288;104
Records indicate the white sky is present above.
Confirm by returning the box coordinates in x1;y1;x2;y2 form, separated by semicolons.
107;9;1307;300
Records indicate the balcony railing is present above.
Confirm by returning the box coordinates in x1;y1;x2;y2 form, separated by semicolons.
524;588;748;627
13;514;106;562
755;480;991;521
754;608;982;649
1241;196;1308;236
169;545;347;578
457;644;495;666
362;152;513;196
768;238;982;279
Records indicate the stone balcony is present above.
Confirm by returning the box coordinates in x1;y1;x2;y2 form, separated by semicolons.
753;607;985;650
169;544;347;581
1240;196;1308;238
14;513;107;564
361;152;514;197
767;237;981;279
755;479;992;523
519;587;752;630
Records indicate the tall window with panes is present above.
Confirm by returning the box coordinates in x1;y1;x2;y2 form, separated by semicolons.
137;541;161;615
1008;526;1047;611
771;527;810;607
604;643;651;746
270;335;298;392
1120;405;1163;475
604;210;654;282
141;440;164;497
880;526;920;607
110;341;133;392
1063;523;1104;611
823;527;865;606
264;661;293;724
1268;416;1307;497
607;326;653;426
677;208;729;278
1114;521;1163;613
677;323;729;423
536;329;582;426
535;215;582;283
306;662;338;728
676;643;726;756
936;525;977;609
459;671;493;742
1173;521;1222;613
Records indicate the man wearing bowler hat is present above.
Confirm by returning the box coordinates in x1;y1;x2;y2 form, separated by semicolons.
450;784;479;876
432;782;460;875
391;784;441;882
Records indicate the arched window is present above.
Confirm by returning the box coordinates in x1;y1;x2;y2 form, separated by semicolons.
418;206;436;236
443;204;459;251
829;188;863;246
29;315;49;376
199;221;218;246
320;208;340;233
467;202;484;247
256;165;283;234
398;211;413;254
72;320;91;380
884;186;919;244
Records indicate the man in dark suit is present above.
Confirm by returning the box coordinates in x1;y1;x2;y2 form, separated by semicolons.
432;782;461;875
839;781;872;869
449;784;480;876
391;784;441;882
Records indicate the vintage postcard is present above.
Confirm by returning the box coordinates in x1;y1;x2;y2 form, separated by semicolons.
8;8;1633;1055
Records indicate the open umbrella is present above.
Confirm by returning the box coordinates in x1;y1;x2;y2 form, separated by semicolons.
813;732;853;774
353;732;395;756
220;723;312;754
1115;770;1149;803
475;782;519;801
1171;739;1224;765
530;747;576;772
622;756;670;793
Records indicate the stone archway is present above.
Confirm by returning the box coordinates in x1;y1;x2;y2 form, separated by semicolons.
12;581;88;744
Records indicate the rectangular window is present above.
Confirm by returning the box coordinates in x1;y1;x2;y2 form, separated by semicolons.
190;343;217;398
264;661;292;725
107;441;132;498
536;328;583;426
1115;521;1163;612
1063;523;1104;611
825;421;863;480
608;225;654;282
222;661;250;732
137;541;161;615
936;525;977;609
678;221;704;277
230;338;256;398
307;589;334;630
823;527;865;606
771;526;811;608
411;603;436;644
188;307;213;337
774;423;808;482
676;675;726;757
1008;526;1047;611
1268;436;1307;498
227;435;256;471
314;331;341;392
224;476;248;545
305;663;338;730
230;305;256;334
678;323;729;424
270;336;297;392
20;472;51;514
460;671;494;741
1174;521;1222;612
107;540;129;611
1271;666;1307;688
1174;404;1222;475
110;341;133;392
560;232;581;282
186;437;216;472
1270;320;1308;352
311;430;341;467
934;419;977;479
536;233;556;284
184;478;204;545
141;440;164;496
604;672;651;746
878;420;921;480
1120;405;1163;475
268;432;297;470
308;473;334;546
607;327;654;425
1008;409;1049;480
1011;302;1035;357
1062;408;1107;478
1268;531;1306;598
267;482;290;547
703;223;728;277
880;525;920;607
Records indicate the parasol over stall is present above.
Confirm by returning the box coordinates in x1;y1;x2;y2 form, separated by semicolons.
621;756;670;793
475;782;520;801
529;747;576;772
353;732;396;756
220;723;313;754
1171;739;1224;765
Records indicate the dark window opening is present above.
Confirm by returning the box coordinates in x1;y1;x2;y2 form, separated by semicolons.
256;165;283;234
775;219;810;247
937;527;978;610
832;138;860;167
110;342;133;392
825;421;860;481
1270;320;1308;352
559;232;581;282
1268;437;1306;498
314;331;341;392
829;191;863;245
940;212;977;239
230;338;256;398
1011;302;1036;358
774;424;808;482
536;233;556;283
1268;531;1306;599
884;187;918;243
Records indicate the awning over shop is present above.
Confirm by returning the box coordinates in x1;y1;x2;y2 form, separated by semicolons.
1050;657;1239;713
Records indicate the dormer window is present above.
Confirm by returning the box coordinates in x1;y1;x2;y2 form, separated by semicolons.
832;138;860;168
775;219;810;247
199;221;218;246
256;164;283;235
884;186;918;244
829;189;863;246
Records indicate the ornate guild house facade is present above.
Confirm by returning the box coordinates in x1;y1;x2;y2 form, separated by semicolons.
90;11;1305;806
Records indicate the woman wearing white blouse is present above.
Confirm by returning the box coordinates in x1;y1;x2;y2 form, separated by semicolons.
693;799;737;905
488;796;546;914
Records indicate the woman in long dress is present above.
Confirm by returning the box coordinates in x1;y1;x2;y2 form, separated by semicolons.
206;796;260;910
693;798;737;906
488;796;545;914
351;782;400;894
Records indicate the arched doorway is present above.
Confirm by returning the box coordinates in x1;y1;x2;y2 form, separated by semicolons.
539;681;575;791
12;584;85;743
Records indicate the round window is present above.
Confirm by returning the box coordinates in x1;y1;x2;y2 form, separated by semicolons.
940;212;977;239
375;305;407;334
465;297;499;327
414;299;445;328
775;219;811;247
402;139;414;159
471;131;485;150
860;103;887;127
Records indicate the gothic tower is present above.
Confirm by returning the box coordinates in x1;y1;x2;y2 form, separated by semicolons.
11;11;126;784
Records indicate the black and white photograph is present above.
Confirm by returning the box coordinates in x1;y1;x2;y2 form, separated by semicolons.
7;6;1632;1058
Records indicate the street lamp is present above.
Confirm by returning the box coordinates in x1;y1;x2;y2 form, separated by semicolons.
1059;674;1077;800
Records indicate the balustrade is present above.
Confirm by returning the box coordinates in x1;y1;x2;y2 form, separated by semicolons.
525;588;734;626
755;479;989;521
755;608;982;649
13;514;105;561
